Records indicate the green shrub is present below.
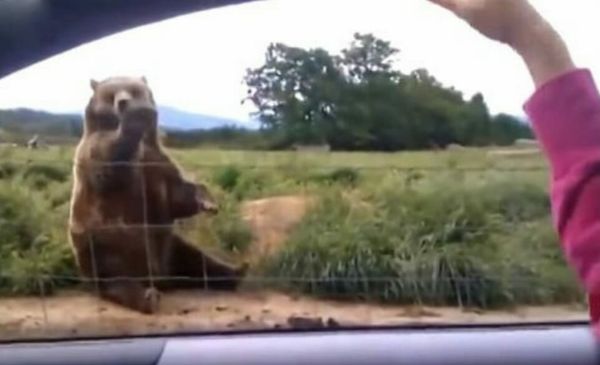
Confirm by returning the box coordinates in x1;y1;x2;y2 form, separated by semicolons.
46;182;73;208
325;167;360;186
306;167;361;187
212;166;275;200
492;219;582;304
19;164;70;190
479;181;550;222
232;169;271;200
23;164;69;182
212;200;253;253
266;180;580;308
0;162;17;179
213;165;242;192
0;182;76;295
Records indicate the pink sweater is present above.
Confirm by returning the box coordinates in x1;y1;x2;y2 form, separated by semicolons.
524;68;600;336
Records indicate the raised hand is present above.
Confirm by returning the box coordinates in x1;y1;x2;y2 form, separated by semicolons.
427;0;575;87
427;0;541;46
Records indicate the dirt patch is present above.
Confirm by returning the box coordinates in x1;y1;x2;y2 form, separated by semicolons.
241;195;314;261
0;290;587;341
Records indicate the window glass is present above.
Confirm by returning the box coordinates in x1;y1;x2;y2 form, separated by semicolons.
0;0;597;341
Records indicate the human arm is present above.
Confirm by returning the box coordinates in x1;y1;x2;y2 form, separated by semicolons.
427;0;600;322
427;0;575;87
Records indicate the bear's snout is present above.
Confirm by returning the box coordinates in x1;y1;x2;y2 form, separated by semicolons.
114;90;132;114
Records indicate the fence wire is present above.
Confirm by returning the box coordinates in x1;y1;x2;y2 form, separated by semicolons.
0;150;577;338
1;158;549;171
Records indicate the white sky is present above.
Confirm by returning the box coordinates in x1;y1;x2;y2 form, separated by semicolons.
0;0;598;125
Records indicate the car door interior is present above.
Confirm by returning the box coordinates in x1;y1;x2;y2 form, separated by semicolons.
1;324;599;365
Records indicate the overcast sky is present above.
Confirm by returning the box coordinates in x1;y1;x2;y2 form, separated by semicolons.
0;0;598;126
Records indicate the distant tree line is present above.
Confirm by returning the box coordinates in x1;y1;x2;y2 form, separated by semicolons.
243;33;533;151
163;126;268;149
0;34;533;152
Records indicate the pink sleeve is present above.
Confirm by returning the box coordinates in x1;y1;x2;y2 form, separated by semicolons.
524;68;600;296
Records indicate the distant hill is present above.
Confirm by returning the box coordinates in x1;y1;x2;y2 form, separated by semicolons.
0;108;83;140
157;106;252;131
0;106;253;142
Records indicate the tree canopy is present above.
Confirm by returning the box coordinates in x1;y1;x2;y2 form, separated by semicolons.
244;33;532;151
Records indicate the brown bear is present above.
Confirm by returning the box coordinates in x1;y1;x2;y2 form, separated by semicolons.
68;76;247;314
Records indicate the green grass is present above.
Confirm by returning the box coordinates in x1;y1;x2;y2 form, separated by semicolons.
0;144;581;308
265;179;579;308
0;179;75;295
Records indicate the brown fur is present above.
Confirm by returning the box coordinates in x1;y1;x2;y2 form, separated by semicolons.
68;76;247;314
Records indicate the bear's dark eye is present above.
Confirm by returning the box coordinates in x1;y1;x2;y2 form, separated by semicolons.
103;92;114;104
129;87;141;98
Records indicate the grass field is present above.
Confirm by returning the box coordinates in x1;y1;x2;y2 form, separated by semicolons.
0;144;582;312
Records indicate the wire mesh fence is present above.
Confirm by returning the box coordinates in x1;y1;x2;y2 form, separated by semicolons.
0;150;586;340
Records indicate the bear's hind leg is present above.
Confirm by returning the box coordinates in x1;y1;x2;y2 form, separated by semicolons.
74;232;162;314
168;235;248;291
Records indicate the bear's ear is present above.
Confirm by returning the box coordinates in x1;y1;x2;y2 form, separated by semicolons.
141;76;148;84
90;79;99;91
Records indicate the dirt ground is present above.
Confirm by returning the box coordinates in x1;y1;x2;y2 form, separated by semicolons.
0;289;588;341
240;194;315;261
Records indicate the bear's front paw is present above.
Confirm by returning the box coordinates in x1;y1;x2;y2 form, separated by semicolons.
124;105;158;123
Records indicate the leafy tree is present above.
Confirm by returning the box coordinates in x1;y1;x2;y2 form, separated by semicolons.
244;43;342;146
490;114;533;146
340;33;401;82
244;33;533;151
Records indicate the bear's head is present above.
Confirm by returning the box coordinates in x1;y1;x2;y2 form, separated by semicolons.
84;76;157;134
